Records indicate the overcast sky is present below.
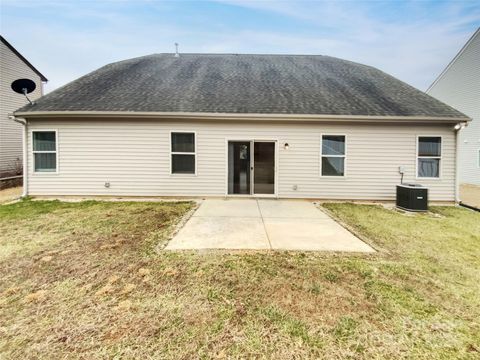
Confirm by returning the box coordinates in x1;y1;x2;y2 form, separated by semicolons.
1;0;479;93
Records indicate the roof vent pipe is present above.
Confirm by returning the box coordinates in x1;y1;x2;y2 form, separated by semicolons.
174;43;179;57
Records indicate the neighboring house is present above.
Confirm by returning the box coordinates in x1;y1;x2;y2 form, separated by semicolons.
12;54;469;201
427;28;480;186
0;35;47;180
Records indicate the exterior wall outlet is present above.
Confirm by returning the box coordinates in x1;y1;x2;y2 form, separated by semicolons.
104;182;110;188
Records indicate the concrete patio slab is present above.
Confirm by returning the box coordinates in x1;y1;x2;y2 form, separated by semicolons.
165;199;374;253
264;217;374;252
166;216;270;250
193;199;261;218
258;199;329;219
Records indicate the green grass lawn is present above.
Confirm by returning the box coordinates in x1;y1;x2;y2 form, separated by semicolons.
0;200;479;359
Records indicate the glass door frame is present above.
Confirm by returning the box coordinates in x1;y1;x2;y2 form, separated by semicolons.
225;138;278;198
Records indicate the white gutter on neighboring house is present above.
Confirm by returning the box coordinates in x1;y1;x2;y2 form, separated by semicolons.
10;115;28;197
13;110;471;124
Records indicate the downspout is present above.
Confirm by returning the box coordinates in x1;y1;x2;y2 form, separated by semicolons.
9;115;28;197
454;122;468;204
455;127;460;204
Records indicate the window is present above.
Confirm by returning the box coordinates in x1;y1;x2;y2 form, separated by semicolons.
417;136;441;178
171;132;196;174
321;135;345;176
33;131;57;172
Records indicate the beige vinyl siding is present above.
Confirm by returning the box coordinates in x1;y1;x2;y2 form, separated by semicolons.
27;119;456;201
427;29;480;185
0;40;43;177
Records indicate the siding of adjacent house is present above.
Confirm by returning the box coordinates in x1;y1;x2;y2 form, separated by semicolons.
0;40;43;177
427;29;480;185
26;119;456;201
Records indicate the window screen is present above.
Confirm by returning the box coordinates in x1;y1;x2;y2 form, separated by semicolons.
33;131;57;172
171;132;195;174
321;135;345;176
418;137;441;178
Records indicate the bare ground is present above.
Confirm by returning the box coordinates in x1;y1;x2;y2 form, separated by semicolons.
0;186;22;204
461;184;480;209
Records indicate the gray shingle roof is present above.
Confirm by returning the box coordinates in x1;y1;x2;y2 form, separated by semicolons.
16;53;467;118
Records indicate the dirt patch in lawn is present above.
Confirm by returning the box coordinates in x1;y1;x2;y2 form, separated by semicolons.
0;186;22;204
461;184;480;209
1;200;479;359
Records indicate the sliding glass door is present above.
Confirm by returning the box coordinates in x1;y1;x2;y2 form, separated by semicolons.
227;141;275;195
253;142;275;195
228;141;251;195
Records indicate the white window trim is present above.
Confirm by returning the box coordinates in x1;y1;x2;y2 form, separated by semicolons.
32;129;58;175
320;134;347;178
478;148;480;168
169;130;197;176
416;135;442;180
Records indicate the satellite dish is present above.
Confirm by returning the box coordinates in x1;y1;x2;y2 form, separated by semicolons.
11;78;36;94
11;78;36;105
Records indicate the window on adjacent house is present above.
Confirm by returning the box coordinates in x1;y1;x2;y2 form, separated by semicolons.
171;132;196;174
417;136;441;178
33;131;57;172
321;135;345;176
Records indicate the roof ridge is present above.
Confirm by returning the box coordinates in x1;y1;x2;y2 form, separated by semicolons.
15;50;468;119
146;53;328;56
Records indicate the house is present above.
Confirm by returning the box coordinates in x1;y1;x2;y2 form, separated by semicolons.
427;28;480;187
12;53;470;201
0;36;47;186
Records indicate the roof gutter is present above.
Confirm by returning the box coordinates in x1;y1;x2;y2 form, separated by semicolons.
12;111;471;124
